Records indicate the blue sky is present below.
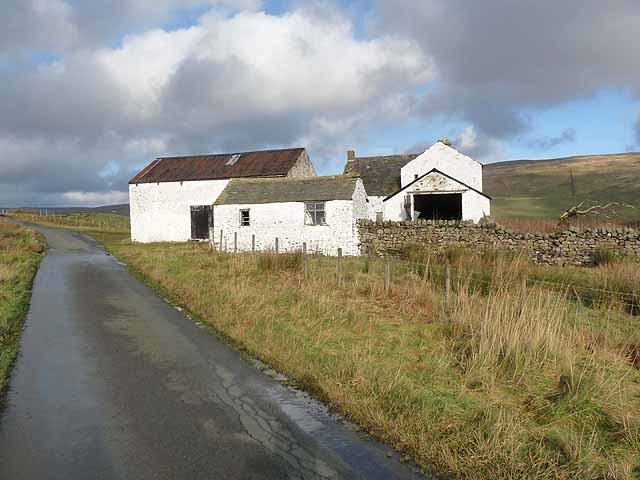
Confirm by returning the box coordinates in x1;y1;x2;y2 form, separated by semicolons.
1;0;638;206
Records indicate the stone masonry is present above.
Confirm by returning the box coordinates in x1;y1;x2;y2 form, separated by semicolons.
357;219;640;266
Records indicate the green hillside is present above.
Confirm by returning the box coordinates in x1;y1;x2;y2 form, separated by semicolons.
484;152;640;220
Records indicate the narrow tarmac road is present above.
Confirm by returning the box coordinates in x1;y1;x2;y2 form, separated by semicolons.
0;225;425;480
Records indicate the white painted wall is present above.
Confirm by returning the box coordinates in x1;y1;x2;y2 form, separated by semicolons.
462;190;491;222
212;180;369;256
129;179;229;243
367;196;385;221
400;142;483;190
382;171;490;222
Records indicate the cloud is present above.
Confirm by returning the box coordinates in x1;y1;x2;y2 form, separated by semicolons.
0;0;261;56
527;129;576;151
375;1;640;140
403;126;504;163
0;6;430;206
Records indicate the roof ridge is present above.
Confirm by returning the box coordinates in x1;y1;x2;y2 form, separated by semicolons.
158;147;305;160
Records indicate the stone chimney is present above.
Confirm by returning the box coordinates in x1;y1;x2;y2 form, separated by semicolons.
347;150;356;161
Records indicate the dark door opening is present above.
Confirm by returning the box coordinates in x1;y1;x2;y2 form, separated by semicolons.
413;193;462;221
190;205;213;240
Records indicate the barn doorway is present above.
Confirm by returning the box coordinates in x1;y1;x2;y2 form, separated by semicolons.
413;193;462;221
190;205;213;240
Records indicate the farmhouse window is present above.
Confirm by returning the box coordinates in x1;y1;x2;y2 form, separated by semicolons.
240;209;250;226
305;202;326;225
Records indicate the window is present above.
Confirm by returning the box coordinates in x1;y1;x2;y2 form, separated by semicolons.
226;154;241;166
240;209;250;226
305;202;326;225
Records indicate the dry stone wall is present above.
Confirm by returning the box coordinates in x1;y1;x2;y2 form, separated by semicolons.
357;220;640;266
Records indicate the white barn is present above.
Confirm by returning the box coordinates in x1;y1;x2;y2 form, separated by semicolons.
213;175;368;256
129;148;315;243
344;141;491;222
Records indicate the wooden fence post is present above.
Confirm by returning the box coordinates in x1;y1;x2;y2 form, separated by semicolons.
219;230;223;252
384;256;390;294
252;234;256;252
275;237;279;254
234;232;238;253
209;227;214;250
445;262;451;310
337;248;343;286
303;242;308;278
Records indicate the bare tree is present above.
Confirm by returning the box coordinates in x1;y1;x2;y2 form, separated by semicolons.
558;201;635;225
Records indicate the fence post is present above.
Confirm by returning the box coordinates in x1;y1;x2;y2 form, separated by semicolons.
252;234;256;252
234;232;238;253
384;256;390;294
219;230;223;252
303;242;308;278
275;237;279;254
445;262;451;310
337;248;343;286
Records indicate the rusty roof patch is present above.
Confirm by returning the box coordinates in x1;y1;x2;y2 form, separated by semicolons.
129;148;306;184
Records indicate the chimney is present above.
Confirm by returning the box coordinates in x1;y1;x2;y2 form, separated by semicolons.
347;150;356;161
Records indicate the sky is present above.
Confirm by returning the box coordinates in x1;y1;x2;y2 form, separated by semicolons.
1;0;639;207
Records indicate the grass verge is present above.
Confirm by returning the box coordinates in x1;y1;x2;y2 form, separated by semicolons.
0;219;46;395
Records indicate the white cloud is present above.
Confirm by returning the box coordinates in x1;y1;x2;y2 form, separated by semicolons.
0;6;431;206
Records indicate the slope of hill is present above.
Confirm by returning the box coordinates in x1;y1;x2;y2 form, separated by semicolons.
5;204;130;217
484;152;640;220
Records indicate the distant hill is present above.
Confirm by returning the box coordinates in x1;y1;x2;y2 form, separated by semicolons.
6;204;130;217
484;152;640;220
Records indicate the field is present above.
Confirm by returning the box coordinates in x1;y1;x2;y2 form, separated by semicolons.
484;152;640;221
0;219;45;394
14;213;640;479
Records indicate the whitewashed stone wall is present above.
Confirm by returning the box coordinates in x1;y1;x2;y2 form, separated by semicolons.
129;179;229;242
367;195;385;221
213;200;358;255
401;142;482;190
462;190;491;222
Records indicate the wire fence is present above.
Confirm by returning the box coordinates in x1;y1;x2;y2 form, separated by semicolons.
197;238;640;316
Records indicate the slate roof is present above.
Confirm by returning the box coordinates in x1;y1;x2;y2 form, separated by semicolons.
129;148;306;184
343;154;419;196
215;175;361;205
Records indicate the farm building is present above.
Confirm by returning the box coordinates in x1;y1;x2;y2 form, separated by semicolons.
129;148;315;243
344;141;491;222
213;175;368;255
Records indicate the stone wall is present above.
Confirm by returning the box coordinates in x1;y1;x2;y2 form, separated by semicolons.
357;219;640;266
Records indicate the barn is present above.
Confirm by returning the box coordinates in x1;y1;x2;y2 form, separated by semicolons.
129;148;315;243
344;141;491;222
213;175;368;255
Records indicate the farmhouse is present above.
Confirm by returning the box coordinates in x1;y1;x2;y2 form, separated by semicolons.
344;141;491;222
213;175;367;255
129;148;315;243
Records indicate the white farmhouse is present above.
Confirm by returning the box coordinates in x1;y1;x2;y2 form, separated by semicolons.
129;148;315;243
213;175;368;256
344;141;491;222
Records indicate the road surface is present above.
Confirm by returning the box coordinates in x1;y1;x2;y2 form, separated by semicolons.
0;225;425;480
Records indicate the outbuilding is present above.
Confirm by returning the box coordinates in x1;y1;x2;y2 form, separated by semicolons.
344;141;491;222
213;175;368;255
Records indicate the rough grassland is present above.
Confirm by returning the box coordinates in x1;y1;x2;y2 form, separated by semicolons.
11;215;640;479
0;219;45;394
484;152;640;220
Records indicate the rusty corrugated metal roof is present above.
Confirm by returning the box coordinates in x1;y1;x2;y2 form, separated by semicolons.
129;148;306;184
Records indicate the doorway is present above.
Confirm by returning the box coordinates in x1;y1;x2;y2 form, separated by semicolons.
413;193;462;221
190;205;213;240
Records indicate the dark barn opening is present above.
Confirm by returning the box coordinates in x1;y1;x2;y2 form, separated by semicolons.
414;193;462;221
191;205;213;240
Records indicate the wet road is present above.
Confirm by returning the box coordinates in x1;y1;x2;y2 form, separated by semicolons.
0;225;424;480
